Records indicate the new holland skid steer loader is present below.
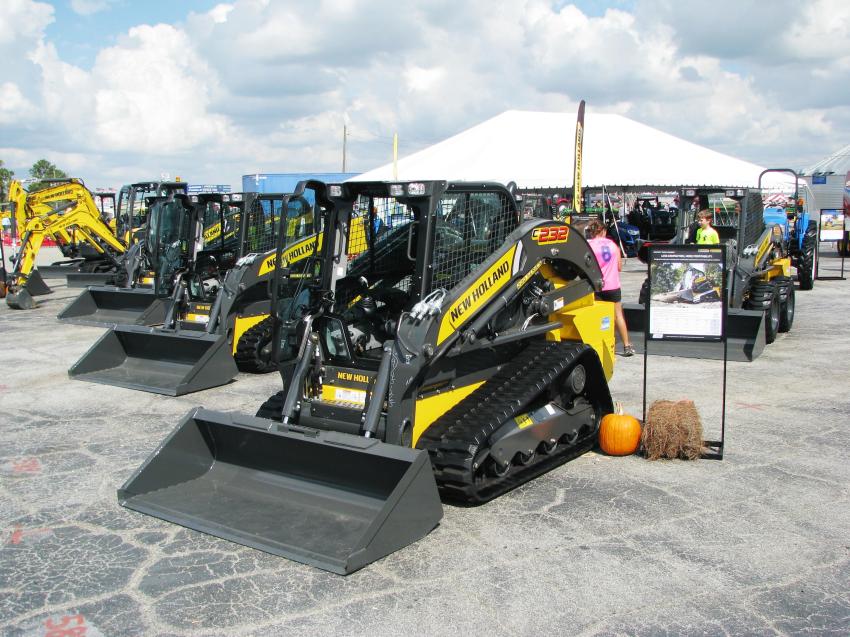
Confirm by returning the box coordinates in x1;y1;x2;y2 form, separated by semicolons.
119;180;617;574
57;182;197;326
69;191;320;395
626;187;796;361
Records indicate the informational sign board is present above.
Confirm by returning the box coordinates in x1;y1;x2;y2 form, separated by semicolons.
819;209;844;241
647;245;725;342
812;175;827;185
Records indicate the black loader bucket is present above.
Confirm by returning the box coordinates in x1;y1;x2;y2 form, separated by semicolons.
5;270;52;310
69;326;237;395
57;286;168;327
118;409;443;575
65;271;119;288
37;259;86;278
623;302;766;362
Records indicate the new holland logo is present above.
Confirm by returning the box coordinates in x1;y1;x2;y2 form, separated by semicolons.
337;371;371;384
437;244;517;344
203;223;222;243
532;225;569;244
258;234;321;276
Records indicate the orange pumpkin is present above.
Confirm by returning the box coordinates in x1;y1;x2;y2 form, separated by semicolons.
599;407;641;456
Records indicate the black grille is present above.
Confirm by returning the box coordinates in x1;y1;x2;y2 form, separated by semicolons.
430;191;516;292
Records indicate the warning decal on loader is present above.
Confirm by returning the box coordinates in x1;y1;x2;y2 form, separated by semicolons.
437;244;517;345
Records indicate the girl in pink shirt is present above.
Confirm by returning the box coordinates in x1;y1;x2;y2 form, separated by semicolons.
586;220;634;356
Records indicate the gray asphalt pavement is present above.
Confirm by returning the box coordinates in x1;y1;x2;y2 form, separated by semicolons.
1;248;848;636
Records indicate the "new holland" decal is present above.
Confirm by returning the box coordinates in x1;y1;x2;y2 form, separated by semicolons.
437;244;517;345
258;233;322;276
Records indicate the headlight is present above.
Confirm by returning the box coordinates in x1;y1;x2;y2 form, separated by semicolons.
629;229;640;235
407;182;426;196
329;185;343;197
389;184;405;197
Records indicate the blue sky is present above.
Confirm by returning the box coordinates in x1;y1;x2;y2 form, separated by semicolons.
2;0;849;188
47;1;215;67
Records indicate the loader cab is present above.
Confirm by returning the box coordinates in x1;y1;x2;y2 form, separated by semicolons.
314;181;519;367
144;194;196;296
116;181;188;244
239;192;311;256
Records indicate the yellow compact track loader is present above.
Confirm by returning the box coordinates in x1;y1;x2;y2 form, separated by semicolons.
69;191;319;395
119;180;617;574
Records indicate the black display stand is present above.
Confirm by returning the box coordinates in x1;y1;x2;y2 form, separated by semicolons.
642;244;727;460
816;211;846;281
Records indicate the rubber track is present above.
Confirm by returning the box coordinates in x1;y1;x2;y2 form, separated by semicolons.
234;316;274;373
416;339;602;504
256;390;284;420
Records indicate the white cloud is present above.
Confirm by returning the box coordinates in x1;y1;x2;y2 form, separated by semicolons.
70;0;115;16
0;0;53;46
2;0;850;184
0;82;35;124
209;3;234;23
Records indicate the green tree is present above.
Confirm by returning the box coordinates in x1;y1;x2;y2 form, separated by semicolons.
27;159;68;192
0;159;14;202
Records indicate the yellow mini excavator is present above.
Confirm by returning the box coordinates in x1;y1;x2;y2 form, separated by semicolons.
5;180;128;309
119;179;617;574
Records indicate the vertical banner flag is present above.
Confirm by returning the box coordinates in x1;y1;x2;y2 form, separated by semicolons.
573;100;585;216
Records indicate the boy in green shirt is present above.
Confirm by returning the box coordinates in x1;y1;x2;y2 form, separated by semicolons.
696;210;720;244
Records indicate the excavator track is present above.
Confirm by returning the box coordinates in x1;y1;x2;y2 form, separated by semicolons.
234;316;275;373
417;339;610;505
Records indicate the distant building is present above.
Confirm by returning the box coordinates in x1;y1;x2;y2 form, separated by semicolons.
242;173;359;193
800;144;850;210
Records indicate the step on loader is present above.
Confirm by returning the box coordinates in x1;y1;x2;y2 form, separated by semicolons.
69;191;319;395
625;187;797;361
119;180;617;574
57;181;189;324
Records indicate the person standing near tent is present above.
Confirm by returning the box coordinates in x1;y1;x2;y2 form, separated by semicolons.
586;219;634;356
695;210;720;244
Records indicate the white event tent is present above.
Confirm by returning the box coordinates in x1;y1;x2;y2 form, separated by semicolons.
351;110;793;190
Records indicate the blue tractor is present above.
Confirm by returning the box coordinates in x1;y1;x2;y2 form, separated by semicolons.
759;169;817;290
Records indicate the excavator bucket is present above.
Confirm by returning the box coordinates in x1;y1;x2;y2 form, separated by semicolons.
68;325;237;395
5;270;52;310
118;409;443;575
57;286;168;327
623;303;766;362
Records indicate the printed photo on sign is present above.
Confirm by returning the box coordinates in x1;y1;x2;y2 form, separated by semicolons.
819;209;844;241
647;246;724;341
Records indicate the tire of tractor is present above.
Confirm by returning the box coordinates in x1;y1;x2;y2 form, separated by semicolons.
775;276;795;333
639;277;650;305
745;281;780;344
797;220;817;291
